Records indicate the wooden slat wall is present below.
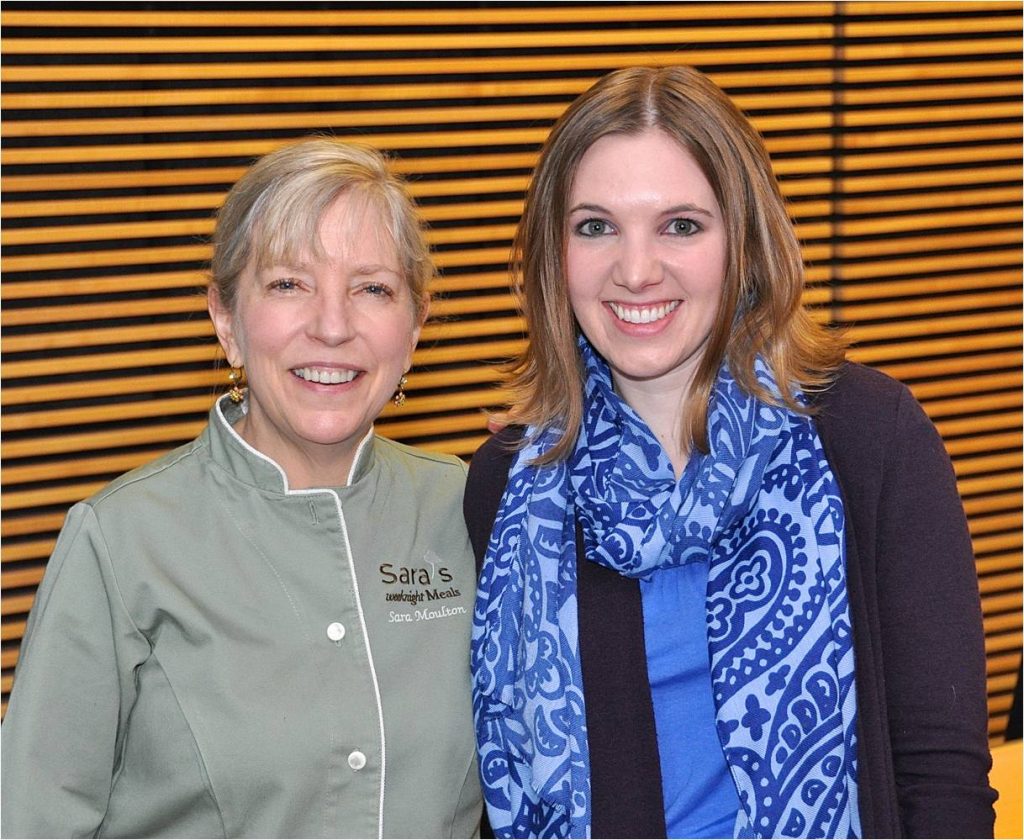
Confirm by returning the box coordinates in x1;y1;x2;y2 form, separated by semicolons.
2;2;1020;740
832;1;1023;740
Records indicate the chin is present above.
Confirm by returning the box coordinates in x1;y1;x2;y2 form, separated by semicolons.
295;418;369;449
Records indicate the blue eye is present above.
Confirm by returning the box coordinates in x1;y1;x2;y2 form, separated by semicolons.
666;218;700;236
363;283;395;298
575;218;613;237
269;277;299;291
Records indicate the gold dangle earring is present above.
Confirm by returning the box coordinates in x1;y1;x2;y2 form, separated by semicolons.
228;367;245;404
392;375;408;407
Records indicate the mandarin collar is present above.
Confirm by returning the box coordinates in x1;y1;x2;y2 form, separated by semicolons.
205;393;377;493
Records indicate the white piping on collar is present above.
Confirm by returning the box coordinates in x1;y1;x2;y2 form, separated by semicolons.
213;397;387;837
214;397;294;492
214;398;375;492
346;426;375;487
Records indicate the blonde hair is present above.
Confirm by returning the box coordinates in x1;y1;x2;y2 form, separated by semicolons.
210;137;432;319
507;66;846;462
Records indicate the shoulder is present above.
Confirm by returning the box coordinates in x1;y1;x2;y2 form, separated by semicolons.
813;361;948;501
373;435;468;487
85;436;207;514
372;438;474;563
467;427;522;483
464;428;524;564
34;437;208;601
813;361;932;459
815;361;908;423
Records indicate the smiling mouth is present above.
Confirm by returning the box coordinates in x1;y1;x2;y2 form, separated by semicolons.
608;300;681;325
291;367;359;385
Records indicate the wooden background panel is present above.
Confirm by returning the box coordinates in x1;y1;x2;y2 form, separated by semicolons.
0;0;845;706
834;0;1023;737
1;2;1021;741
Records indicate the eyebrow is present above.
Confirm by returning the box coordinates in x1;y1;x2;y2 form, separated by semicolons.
352;263;401;276
569;201;715;218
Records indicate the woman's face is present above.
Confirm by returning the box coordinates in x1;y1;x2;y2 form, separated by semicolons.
565;129;727;403
210;192;421;483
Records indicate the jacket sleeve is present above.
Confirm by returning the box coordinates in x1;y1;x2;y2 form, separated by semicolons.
875;386;996;837
1;503;148;838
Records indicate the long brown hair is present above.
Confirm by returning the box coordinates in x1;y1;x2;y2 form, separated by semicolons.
506;66;846;462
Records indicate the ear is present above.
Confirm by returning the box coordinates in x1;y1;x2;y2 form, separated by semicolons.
402;322;422;374
208;284;243;368
404;306;426;371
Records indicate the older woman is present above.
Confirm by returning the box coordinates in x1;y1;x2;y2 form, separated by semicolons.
2;139;482;838
467;67;995;838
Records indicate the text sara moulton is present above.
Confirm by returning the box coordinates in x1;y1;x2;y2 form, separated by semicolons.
389;604;468;624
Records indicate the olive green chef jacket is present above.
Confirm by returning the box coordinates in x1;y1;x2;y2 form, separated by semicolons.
1;396;482;839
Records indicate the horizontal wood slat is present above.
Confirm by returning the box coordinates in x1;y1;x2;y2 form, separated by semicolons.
7;57;1016;86
0;25;840;55
0;5;841;26
0;131;839;169
0;46;841;84
3;78;838;111
2;1;1020;739
844;37;1021;61
0;157;836;193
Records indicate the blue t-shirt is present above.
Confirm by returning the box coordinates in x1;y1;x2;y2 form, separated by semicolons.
641;562;741;838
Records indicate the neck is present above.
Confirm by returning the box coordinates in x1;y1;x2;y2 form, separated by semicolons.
234;415;368;490
614;376;691;479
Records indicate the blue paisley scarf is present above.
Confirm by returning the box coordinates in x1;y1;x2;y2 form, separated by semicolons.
472;338;860;838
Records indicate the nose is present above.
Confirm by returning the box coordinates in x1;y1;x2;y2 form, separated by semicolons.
308;289;355;346
611;233;663;293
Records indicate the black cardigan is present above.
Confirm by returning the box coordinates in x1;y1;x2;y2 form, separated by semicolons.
464;363;995;839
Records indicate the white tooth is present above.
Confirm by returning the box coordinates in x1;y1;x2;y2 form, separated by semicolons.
329;370;342;384
609;301;684;324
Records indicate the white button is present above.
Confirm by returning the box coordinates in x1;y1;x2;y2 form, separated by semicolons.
348;750;367;771
326;622;346;642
